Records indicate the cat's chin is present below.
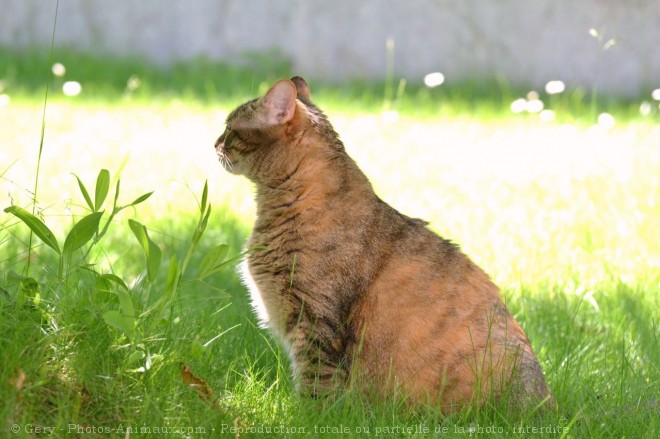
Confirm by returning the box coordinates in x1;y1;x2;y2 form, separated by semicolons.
216;151;239;174
221;164;240;175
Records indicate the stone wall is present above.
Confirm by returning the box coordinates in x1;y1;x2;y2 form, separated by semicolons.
2;0;658;96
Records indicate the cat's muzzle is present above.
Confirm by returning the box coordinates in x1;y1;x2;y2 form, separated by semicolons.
214;137;235;172
214;136;225;160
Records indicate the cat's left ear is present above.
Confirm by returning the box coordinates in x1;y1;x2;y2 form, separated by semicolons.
261;79;297;125
291;76;311;100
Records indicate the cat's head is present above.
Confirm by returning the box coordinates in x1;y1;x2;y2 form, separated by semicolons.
214;76;316;181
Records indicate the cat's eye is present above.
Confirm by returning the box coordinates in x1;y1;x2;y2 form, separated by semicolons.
225;125;232;132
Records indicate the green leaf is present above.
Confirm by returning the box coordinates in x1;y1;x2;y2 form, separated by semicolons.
99;273;129;291
129;191;154;207
0;287;10;304
145;240;161;283
94;169;110;211
201;205;211;231
192;205;212;246
128;219;161;282
6;270;38;287
164;255;180;302
166;255;179;288
5;271;40;309
126;349;145;366
74;174;94;211
206;245;263;278
200;181;208;214
143;255;178;322
197;244;230;280
128;219;148;249
4;206;60;254
117;289;135;320
102;310;135;339
191;337;205;359
62;211;103;254
95;275;113;294
113;179;121;209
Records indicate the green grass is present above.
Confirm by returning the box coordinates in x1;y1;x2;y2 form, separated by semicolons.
2;47;657;123
1;49;660;438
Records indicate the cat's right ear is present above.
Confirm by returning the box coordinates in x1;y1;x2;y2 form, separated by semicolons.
261;79;297;125
290;76;311;100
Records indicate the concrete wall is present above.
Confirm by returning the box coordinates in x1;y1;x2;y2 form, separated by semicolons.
2;0;658;96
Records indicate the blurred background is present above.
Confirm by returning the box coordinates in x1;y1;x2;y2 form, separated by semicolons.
3;0;660;96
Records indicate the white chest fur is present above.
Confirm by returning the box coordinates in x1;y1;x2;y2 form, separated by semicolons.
239;258;271;328
239;257;298;379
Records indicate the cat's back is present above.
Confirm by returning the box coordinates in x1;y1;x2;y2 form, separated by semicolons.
352;205;549;407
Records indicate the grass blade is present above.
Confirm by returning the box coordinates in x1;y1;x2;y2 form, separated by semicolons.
4;206;60;254
26;0;61;272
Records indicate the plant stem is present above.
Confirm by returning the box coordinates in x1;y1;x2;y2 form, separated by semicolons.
28;0;60;273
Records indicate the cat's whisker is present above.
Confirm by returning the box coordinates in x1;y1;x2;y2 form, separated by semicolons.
216;148;234;171
223;155;234;172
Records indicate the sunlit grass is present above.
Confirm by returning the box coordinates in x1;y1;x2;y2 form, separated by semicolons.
1;50;659;437
3;100;658;288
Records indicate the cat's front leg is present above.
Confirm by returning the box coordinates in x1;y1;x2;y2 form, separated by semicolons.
286;323;349;398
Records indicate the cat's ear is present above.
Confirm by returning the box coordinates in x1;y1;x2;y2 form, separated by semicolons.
290;76;311;100
261;79;297;125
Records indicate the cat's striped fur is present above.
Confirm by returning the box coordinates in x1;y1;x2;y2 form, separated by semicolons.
214;77;553;411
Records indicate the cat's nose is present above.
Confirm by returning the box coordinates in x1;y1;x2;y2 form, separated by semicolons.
214;135;224;150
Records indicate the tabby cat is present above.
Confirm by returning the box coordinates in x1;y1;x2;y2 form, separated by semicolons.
214;77;553;411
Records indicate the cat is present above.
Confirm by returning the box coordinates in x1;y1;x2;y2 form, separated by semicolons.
214;76;553;412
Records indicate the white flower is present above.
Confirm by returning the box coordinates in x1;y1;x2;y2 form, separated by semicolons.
598;113;615;129
539;109;556;123
423;72;445;88
510;98;527;114
545;80;565;95
651;89;660;101
526;99;544;113
52;62;66;77
63;81;82;96
126;75;141;92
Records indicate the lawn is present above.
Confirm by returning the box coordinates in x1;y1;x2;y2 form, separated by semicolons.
1;50;659;438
